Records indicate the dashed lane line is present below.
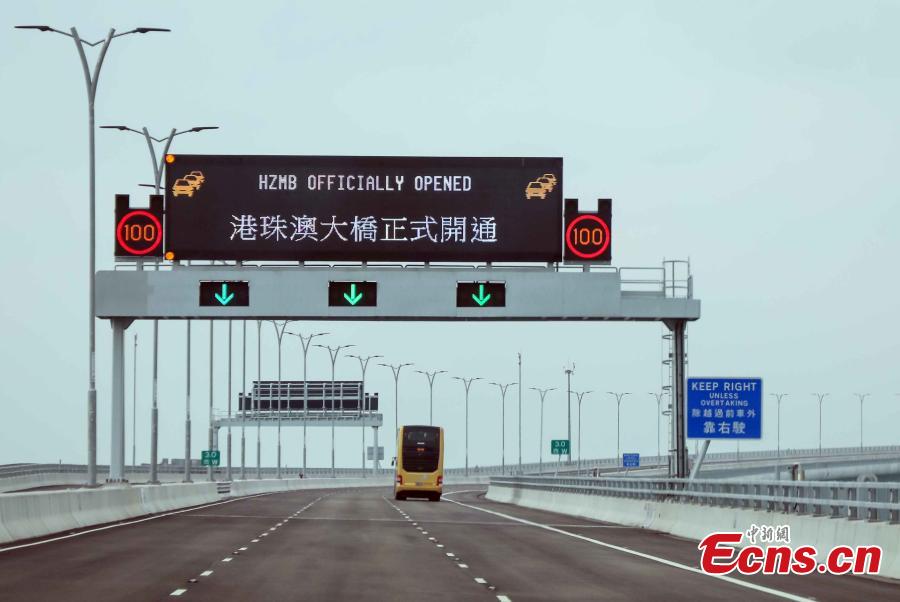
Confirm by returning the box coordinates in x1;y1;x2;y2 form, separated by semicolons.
170;589;187;596
0;491;279;554
443;492;810;602
200;570;213;577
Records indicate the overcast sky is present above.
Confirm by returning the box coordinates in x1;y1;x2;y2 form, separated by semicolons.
1;1;898;471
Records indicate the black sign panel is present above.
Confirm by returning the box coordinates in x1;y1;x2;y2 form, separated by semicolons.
114;194;164;257
564;198;612;263
199;281;250;307
456;281;506;307
164;155;562;262
328;281;377;306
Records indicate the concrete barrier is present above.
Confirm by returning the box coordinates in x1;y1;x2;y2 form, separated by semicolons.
487;483;900;580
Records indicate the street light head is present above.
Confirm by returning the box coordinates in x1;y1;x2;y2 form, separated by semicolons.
99;125;129;130
190;126;219;132
134;27;171;34
15;25;53;32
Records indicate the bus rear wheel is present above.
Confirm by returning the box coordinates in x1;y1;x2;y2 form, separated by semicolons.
395;492;406;501
429;493;441;502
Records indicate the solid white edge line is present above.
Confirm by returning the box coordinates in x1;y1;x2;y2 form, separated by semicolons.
0;492;278;554
443;493;811;602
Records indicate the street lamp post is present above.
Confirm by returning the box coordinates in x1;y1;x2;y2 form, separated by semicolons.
573;390;593;471
16;23;170;487
854;393;870;451
269;321;294;478
529;387;555;474
131;334;137;472
490;381;517;475
183;321;192;482
564;365;574;464
317;344;355;477
811;393;829;455
649;393;664;462
207;321;215;482
380;362;414;450
453;377;482;477
517;353;523;475
349;354;382;476
606;392;631;467
255;321;262;479
241;321;247;480
286;331;328;477
770;393;788;480
415;369;447;426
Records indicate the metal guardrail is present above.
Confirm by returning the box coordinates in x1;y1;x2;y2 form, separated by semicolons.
491;476;900;524
3;445;898;481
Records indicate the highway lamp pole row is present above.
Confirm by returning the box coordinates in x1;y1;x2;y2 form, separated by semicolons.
317;343;355;478
16;23;171;486
415;369;446;426
349;353;382;476
490;381;517;475
99;124;217;484
529;387;555;474
287;331;328;477
453;377;481;477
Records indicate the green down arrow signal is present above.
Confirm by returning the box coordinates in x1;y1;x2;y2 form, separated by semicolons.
215;283;235;306
472;284;491;306
343;283;364;306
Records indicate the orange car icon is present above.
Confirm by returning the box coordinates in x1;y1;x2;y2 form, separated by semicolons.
525;181;548;199
172;178;195;197
542;173;557;186
183;174;202;189
189;170;205;184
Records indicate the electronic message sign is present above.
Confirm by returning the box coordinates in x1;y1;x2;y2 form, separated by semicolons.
114;194;164;258
456;281;506;307
563;198;611;263
164;155;562;262
328;281;377;306
199;281;250;307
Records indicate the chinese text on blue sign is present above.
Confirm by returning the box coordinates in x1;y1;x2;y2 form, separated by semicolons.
686;377;762;439
622;453;640;468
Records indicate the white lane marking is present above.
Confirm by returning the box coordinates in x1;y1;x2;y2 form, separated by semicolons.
261;533;269;537
0;491;278;554
443;495;811;602
428;537;436;541
458;563;468;568
269;527;276;531
446;552;455;557
251;539;259;543
170;589;187;596
437;544;444;548
474;577;487;584
200;570;213;577
222;557;232;563
422;531;429;535
497;596;512;602
239;547;248;551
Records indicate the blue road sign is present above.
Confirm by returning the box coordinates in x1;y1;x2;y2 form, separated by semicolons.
686;377;762;439
622;453;640;468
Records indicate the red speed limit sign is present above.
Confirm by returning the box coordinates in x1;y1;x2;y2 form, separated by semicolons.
563;199;612;262
114;194;165;257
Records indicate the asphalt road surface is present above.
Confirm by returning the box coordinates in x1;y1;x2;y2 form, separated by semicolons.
0;486;898;601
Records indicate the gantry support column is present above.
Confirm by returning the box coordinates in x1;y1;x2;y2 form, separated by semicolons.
109;318;133;483
664;318;688;478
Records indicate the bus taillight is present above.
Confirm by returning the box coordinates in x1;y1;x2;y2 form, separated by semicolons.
396;474;403;485
437;475;443;486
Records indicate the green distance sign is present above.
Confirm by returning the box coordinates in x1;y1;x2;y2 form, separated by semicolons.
551;439;570;455
201;450;221;466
